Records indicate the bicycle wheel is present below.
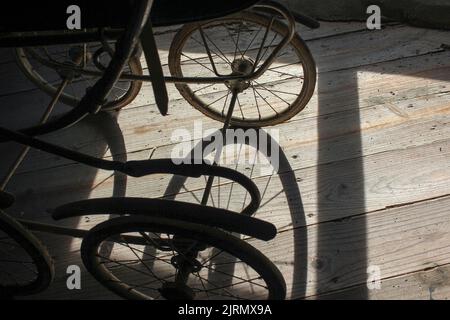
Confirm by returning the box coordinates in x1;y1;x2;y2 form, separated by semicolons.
0;210;54;296
81;215;286;300
16;42;143;112
168;11;316;127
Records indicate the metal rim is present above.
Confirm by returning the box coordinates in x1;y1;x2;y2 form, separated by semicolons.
169;11;316;127
81;216;286;300
15;44;143;112
0;210;54;296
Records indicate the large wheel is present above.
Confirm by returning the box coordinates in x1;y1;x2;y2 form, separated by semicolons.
169;11;316;127
16;42;143;112
0;210;54;297
81;215;286;300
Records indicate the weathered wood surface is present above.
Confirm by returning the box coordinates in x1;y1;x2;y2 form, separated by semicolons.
1;24;448;175
312;262;450;300
0;21;449;299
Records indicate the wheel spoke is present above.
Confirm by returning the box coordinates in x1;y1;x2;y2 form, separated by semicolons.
0;246;37;275
253;87;279;115
221;90;230;116
181;52;216;74
117;236;167;283
265;68;304;80
252;87;262;120
226;144;243;210
193;83;216;94
203;92;231;110
236;96;245;119
201;249;225;266
97;254;157;278
252;85;301;96
203;276;264;294
259;189;284;209
191;272;245;300
196;271;211;300
241;150;258;210
260;172;274;200
223;23;244;60
241;26;263;58
201;263;268;290
188;35;231;66
202;30;232;65
267;60;303;71
113;240;173;263
255;33;278;68
180;184;202;204
253;81;291;106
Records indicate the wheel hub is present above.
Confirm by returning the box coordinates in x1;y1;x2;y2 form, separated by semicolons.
170;255;202;273
225;58;254;92
231;58;254;76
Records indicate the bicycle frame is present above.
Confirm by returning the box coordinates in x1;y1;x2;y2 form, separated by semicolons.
0;0;290;300
0;0;275;229
0;0;297;227
1;1;296;85
0;120;263;221
0;1;301;146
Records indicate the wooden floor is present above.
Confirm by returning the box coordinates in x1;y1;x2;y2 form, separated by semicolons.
1;21;450;299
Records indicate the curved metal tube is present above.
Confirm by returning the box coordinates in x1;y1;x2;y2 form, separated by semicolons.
123;159;261;216
52;197;275;241
0;126;261;217
0;0;153;142
9;0;297;85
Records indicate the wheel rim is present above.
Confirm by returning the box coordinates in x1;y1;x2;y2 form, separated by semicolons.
0;233;40;291
82;216;285;300
169;12;315;126
0;211;53;296
16;42;141;111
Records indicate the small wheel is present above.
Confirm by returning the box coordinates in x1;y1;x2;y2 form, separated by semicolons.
169;11;316;127
0;210;54;296
81;216;286;300
15;42;143;112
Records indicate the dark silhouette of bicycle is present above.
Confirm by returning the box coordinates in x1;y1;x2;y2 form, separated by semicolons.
0;0;318;299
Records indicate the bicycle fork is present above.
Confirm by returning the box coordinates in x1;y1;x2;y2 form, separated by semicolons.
165;89;240;300
200;88;239;205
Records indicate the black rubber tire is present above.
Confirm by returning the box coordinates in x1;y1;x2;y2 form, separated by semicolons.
81;215;286;300
15;48;143;112
53;197;277;241
0;210;54;296
168;11;317;128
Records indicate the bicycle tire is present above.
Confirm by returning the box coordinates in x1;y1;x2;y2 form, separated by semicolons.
0;210;54;296
15;47;143;112
81;215;286;300
168;11;316;127
52;197;276;241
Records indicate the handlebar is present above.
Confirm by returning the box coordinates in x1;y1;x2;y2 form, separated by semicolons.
123;159;261;216
0;127;261;217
